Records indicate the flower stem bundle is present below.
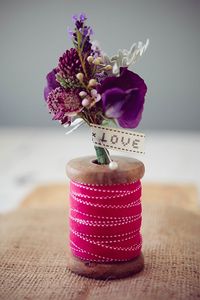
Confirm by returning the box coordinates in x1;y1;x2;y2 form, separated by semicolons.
44;13;148;164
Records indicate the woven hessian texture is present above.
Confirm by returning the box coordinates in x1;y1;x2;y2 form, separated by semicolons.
0;183;200;300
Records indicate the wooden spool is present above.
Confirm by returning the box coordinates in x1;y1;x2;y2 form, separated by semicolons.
66;156;145;279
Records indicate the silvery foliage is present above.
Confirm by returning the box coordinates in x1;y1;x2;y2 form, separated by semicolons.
104;39;149;75
91;40;102;57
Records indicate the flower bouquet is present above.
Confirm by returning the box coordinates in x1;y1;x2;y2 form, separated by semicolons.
44;13;148;279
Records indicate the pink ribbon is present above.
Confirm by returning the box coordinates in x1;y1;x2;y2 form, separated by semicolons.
69;180;142;262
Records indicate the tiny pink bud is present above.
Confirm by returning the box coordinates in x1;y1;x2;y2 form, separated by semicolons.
82;98;90;107
91;89;97;97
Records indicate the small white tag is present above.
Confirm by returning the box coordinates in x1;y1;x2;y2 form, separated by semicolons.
91;124;145;154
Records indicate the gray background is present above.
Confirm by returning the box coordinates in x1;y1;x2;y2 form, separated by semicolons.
0;0;199;130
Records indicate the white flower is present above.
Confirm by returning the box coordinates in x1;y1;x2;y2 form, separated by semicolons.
103;39;149;75
91;89;101;102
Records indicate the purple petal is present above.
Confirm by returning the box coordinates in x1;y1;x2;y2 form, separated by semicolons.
44;86;50;101
67;27;74;38
79;13;87;22
89;27;94;35
102;88;126;118
118;89;145;128
44;68;60;101
72;14;78;23
61;115;71;125
99;67;147;128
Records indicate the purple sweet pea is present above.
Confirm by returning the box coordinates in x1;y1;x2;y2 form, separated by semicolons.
44;68;60;101
98;67;147;128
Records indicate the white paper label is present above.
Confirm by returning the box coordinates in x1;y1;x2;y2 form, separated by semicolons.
91;124;145;154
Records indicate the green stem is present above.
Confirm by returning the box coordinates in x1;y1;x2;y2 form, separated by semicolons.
94;146;110;165
78;51;88;79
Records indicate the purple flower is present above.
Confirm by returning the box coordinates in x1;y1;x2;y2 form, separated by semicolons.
71;13;92;53
72;13;87;23
72;14;78;23
44;68;60;101
98;68;147;128
79;13;87;22
67;27;74;38
58;48;82;79
88;27;93;36
46;87;82;124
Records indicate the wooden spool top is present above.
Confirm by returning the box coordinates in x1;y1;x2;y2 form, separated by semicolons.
66;156;145;185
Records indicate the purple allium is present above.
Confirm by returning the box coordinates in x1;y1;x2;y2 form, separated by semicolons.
44;68;60;101
98;67;147;128
58;48;82;79
47;87;82;124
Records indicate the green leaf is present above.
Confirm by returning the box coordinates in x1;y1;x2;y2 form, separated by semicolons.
101;119;117;128
56;74;82;89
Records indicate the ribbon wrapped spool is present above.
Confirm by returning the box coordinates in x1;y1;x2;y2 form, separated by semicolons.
66;156;145;279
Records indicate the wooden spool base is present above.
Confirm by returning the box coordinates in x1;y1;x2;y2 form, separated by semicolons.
67;156;145;279
66;156;145;185
67;252;144;280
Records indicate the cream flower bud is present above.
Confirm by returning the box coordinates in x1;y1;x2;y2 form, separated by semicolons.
104;65;113;71
93;57;102;65
88;79;97;87
79;91;87;97
76;73;84;81
87;56;94;63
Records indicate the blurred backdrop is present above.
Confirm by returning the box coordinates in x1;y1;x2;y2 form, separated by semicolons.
1;0;200;212
0;0;199;130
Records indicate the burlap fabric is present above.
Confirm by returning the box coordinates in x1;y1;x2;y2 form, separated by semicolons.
0;183;199;300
